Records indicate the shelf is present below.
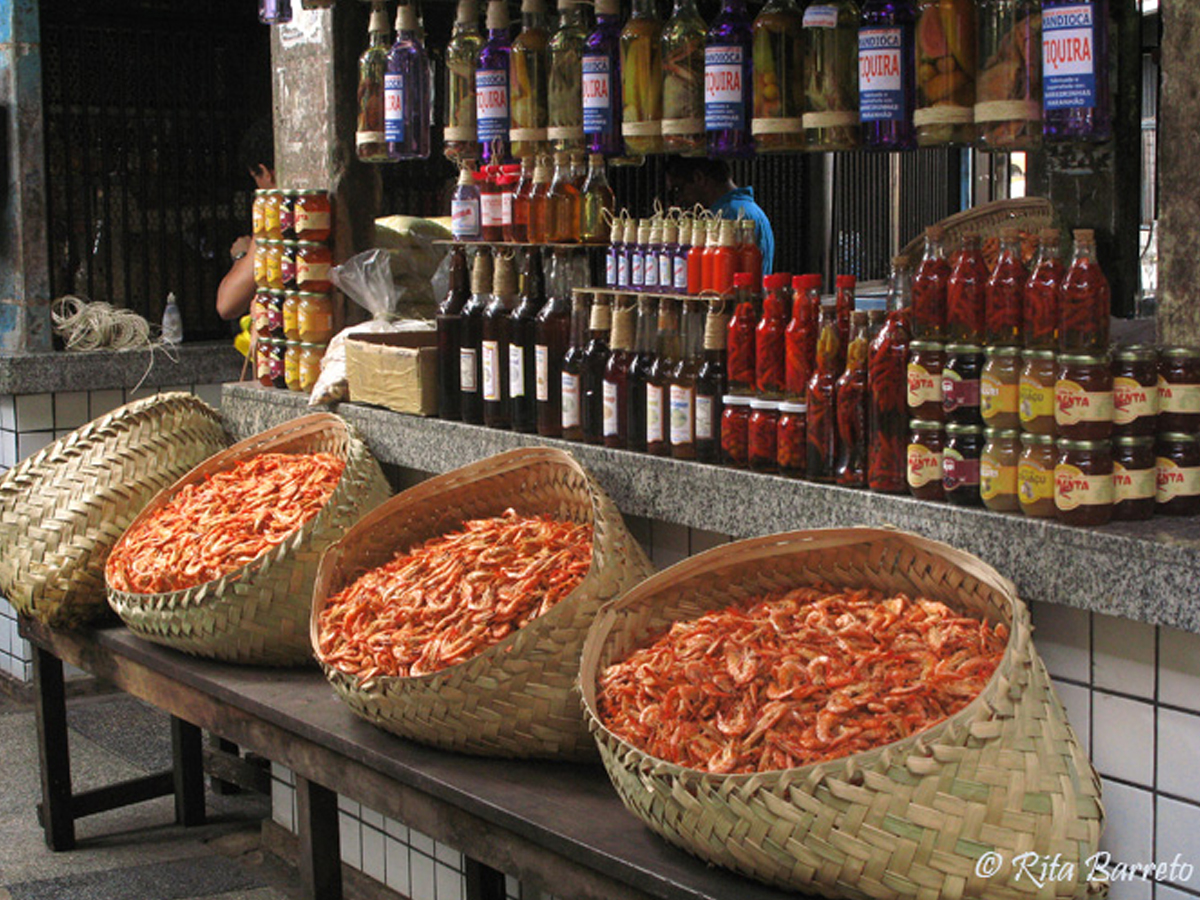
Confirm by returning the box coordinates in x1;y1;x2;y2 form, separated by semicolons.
432;240;604;251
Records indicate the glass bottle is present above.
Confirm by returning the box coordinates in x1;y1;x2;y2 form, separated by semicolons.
670;298;706;459
510;156;535;241
803;0;861;151
444;0;484;164
806;302;841;482
480;165;505;241
437;245;471;420
476;0;513;165
757;273;789;396
385;2;432;160
510;252;545;432
858;0;917;151
583;0;624;156
1058;228;1110;354
581;295;612;444
868;255;912;492
259;0;292;24
356;3;393;164
510;0;551;159
835;272;856;349
660;219;680;290
607;216;625;287
785;273;820;399
738;219;764;285
534;282;571;438
482;254;518;429
751;0;805;152
647;297;681;456
451;166;483;241
631;219;650;291
835;309;870;486
695;299;729;462
1024;227;1062;349
621;0;665;157
626;295;659;451
976;0;1041;151
1042;0;1110;143
706;0;755;158
527;155;553;243
560;292;591;439
985;226;1027;346
661;0;708;155
726;272;759;393
712;219;740;295
580;153;615;243
619;218;638;288
460;251;494;423
946;232;987;343
644;219;663;292
548;0;590;152
603;300;636;447
914;0;976;147
547;151;581;242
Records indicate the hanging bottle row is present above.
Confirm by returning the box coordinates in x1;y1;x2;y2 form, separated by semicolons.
353;0;1113;164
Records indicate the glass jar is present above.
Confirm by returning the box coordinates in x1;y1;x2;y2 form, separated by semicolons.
1112;345;1159;437
298;293;335;344
1156;432;1200;517
777;401;806;477
251;290;272;335
252;189;269;239
907;340;944;421
281;242;299;290
1055;438;1113;527
296;241;334;294
1112;435;1156;521
944;422;983;506
975;0;1041;152
253;240;271;290
284;341;303;391
1019;349;1057;435
283;292;301;342
749;399;780;472
981;346;1020;429
907;419;944;501
277;191;296;240
1157;347;1200;434
1056;353;1113;440
1018;432;1057;517
981;427;1021;512
264;290;286;339
294;189;333;242
262;240;283;291
255;337;276;388
942;343;983;425
914;0;976;147
721;394;751;467
299;343;325;392
263;190;283;240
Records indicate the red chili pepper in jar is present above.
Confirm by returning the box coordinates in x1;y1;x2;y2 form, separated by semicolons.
985;227;1027;346
757;274;789;395
785;274;820;399
947;233;987;344
912;225;950;341
1023;228;1064;350
726;273;759;393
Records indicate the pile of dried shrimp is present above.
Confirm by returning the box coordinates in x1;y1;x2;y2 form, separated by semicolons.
597;586;1007;774
317;509;592;679
106;452;344;594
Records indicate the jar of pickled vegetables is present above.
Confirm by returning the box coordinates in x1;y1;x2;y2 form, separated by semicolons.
942;343;983;425
914;0;976;148
1112;345;1159;437
1055;438;1113;527
801;0;860;151
1056;353;1113;441
777;400;806;476
975;0;1041;152
749;399;780;471
263;190;283;240
284;341;303;391
299;343;325;392
293;189;332;242
944;422;983;506
1019;349;1057;435
1157;347;1200;434
981;346;1020;429
298;292;335;344
721;395;751;467
1156;433;1200;517
296;242;334;294
282;292;301;342
252;190;269;239
1112;435;1156;521
1018;432;1056;517
981;427;1020;512
751;0;805;153
907;340;944;421
907;419;944;501
253;240;272;290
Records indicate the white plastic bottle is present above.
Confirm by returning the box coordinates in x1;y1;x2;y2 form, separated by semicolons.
162;292;183;344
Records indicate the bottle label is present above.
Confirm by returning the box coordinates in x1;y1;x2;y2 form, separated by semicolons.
942;448;979;492
501;191;514;228
296;259;330;290
476;69;510;141
1157;377;1200;415
659;252;672;289
509;344;525;398
384;74;406;142
1055;379;1114;427
858;28;905;123
1055;462;1113;511
460;347;478;393
696;394;715;440
980;459;1017;502
1114;376;1158;425
803;4;839;28
618;252;630;288
941;370;980;414
645;251;659;289
606;252;617;288
535;345;549;401
561;371;581;428
482;340;501;401
1114;462;1156;503
451;199;481;239
705;45;746;132
907;362;942;410
295;207;331;235
673;255;688;292
646;384;665;443
1019;377;1054;424
1157;459;1200;504
669;384;695;446
1042;4;1098;112
481;192;504;229
631;251;644;287
907;443;942;489
1018;461;1054;506
603;380;619;437
981;373;1018;421
582;55;613;135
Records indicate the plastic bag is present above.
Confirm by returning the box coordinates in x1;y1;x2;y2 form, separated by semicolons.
373;215;452;319
309;249;434;406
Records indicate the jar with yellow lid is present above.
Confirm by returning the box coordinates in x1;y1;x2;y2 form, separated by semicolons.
298;293;335;344
299;343;326;392
284;341;303;391
981;346;1020;429
981;427;1020;512
1019;349;1057;435
1018;432;1056;518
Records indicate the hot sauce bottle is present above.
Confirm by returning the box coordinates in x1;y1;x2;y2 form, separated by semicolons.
757;273;789;396
1058;228;1110;354
437;245;470;420
695;299;729;463
687;218;708;294
985;226;1027;346
648;297;682;456
726;272;759;393
947;231;987;343
560;291;591;440
580;294;612;444
868;254;912;493
482;253;518;429
603;300;636;448
912;224;949;341
785;273;819;399
1023;228;1063;350
459;251;494;424
806;301;842;483
534;278;570;437
627;294;659;451
835;309;869;487
835;273;856;351
738;219;763;285
510;251;546;433
712;219;741;295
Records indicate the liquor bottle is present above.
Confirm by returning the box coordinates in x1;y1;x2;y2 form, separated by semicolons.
803;0;861;151
662;0;708;155
450;166;482;241
603;300;636;448
660;219;679;291
259;0;292;25
547;151;581;242
356;2;393;164
751;0;805;152
670;297;706;459
834;309;870;486
482;253;518;428
509;156;535;241
548;0;591;152
711;219;740;295
911;224;950;340
644;219;662;292
581;295;612;443
527;156;553;243
858;0;917;151
695;298;728;462
385;2;432;160
807;301;842;482
560;292;591;439
477;0;514;164
618;218;636;288
1058;228;1110;353
460;251;494;423
444;0;484;164
580;153;615;244
867;255;913;492
535;276;571;436
437;245;470;420
946;232;987;343
606;216;624;287
976;0;1041;151
583;0;624;156
621;0;666;156
1042;0;1111;143
510;0;551;159
705;0;755;158
627;294;659;451
480;165;505;241
510;252;545;432
647;297;681;456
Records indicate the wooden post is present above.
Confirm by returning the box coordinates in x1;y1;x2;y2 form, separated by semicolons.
171;717;207;827
32;646;74;850
296;775;342;900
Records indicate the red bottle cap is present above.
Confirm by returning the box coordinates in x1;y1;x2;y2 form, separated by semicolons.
733;272;755;289
763;273;789;291
836;274;857;288
792;273;820;292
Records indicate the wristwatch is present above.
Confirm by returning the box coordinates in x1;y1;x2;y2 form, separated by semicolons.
232;250;248;262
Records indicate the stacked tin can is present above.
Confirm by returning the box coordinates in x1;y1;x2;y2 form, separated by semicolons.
251;188;335;392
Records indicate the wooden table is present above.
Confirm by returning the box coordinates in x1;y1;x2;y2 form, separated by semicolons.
21;617;805;900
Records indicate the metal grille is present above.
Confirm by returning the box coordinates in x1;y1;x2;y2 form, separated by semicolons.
41;0;270;341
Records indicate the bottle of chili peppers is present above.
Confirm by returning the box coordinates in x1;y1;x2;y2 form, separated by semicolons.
748;399;780;471
721;394;751;466
1058;228;1111;354
806;301;842;483
712;219;741;295
738;219;763;286
985;226;1027;346
834;310;869;487
647;296;681;456
835;274;856;351
785;273;820;399
1023;228;1063;350
777;401;806;477
695;299;729;463
947;232;987;344
688;218;708;295
726;272;760;393
867;255;913;493
757;273;789;396
912;225;950;341
626;294;658;451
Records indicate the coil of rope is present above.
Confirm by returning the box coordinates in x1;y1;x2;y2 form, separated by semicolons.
50;295;162;351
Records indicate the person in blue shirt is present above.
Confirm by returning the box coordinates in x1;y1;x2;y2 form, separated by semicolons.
664;156;775;276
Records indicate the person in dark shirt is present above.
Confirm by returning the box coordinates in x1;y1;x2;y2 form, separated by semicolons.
216;119;277;321
664;156;775;275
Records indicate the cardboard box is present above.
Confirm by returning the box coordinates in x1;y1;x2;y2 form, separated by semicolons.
345;330;439;416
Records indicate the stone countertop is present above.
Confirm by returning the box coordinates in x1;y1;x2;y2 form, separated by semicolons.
0;342;246;395
223;382;1200;636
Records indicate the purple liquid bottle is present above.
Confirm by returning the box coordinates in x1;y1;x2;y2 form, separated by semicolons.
258;0;292;24
858;0;916;151
1042;0;1111;143
476;0;513;164
583;0;623;156
385;3;432;160
705;0;754;158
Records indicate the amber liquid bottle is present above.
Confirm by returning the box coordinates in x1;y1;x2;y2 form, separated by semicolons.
510;251;546;432
670;298;705;459
603;301;636;448
459;251;493;424
560;292;590;440
527;156;553;243
436;244;470;420
534;282;571;437
626;294;658;451
548;150;582;242
580;295;612;443
647;297;681;457
482;254;518;429
694;299;728;463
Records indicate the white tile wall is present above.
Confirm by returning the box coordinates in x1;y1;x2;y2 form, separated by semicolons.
1092;693;1155;787
0;395;14;430
17;431;54;460
386;835;412;896
361;824;386;883
15;393;53;431
1156;797;1200;891
1030;601;1091;684
649;520;689;570
1157;709;1200;804
53;392;89;430
1097;780;1155;900
410;849;436;900
88;390;125;418
1160;628;1200;714
1094;614;1156;699
339;810;362;869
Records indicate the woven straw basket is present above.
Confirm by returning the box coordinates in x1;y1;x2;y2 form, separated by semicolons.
0;393;228;628
580;528;1103;900
108;413;391;666
899;197;1057;265
312;447;654;760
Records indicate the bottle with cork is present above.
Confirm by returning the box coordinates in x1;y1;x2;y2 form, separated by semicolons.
670;297;707;459
603;299;636;448
560;292;591;440
510;252;546;433
626;294;658;451
580;294;613;444
482;253;518;429
459;250;494;424
695;297;729;463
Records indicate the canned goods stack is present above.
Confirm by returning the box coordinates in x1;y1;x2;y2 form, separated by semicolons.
250;188;335;392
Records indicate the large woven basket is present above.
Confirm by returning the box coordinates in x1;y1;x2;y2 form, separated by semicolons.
580;528;1103;900
900;197;1057;268
312;447;654;760
0;393;228;628
108;413;391;666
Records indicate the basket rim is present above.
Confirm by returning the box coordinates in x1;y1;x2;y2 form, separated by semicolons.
311;446;608;690
900;197;1055;259
579;526;1027;783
